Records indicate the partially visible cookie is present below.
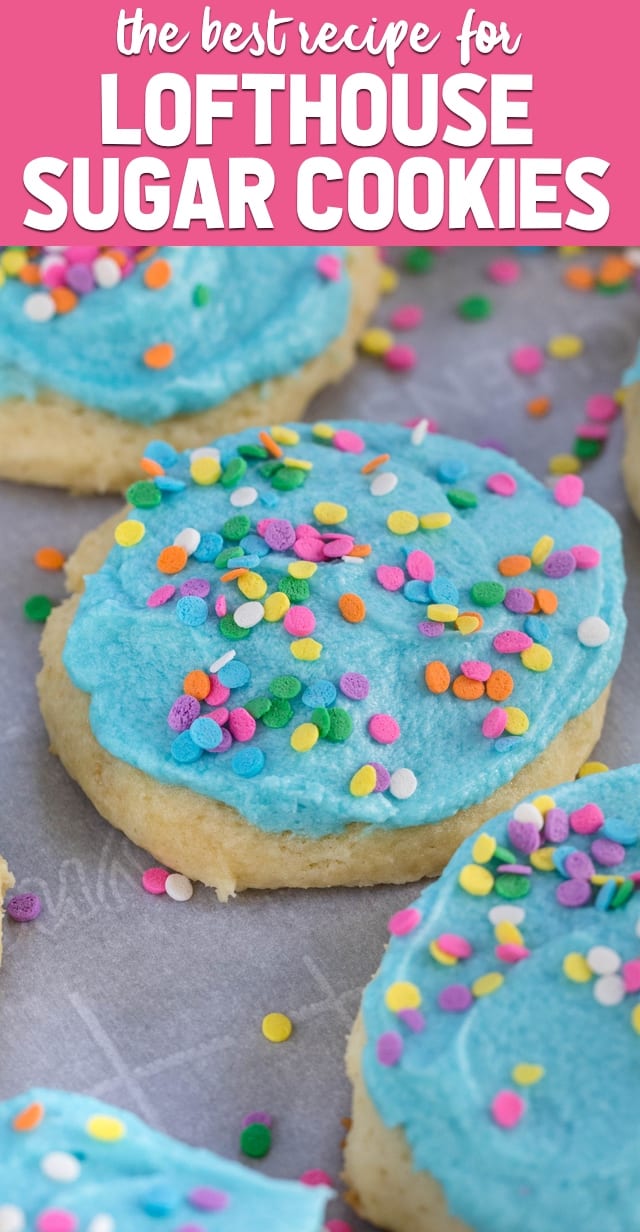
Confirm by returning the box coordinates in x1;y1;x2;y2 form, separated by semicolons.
0;855;14;969
622;378;640;518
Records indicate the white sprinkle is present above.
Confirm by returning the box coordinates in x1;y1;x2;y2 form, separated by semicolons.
389;768;417;800
488;905;526;926
209;649;236;674
513;801;545;831
234;601;264;629
577;616;610;648
370;471;399;497
0;1207;25;1232
24;292;56;323
190;445;220;462
92;256;122;288
230;486;258;508
624;247;640;267
165;872;193;902
87;1218;116;1232
587;945;621;976
593;973;625;1007
173;527;201;556
636;917;640;940
341;555;364;564
41;1151;81;1182
410;419;429;446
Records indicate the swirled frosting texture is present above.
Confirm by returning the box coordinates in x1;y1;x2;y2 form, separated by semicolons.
0;1088;330;1229
0;247;349;423
63;422;625;838
361;764;640;1232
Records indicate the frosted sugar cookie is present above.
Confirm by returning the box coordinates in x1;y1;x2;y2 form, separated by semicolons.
345;763;640;1232
621;348;640;517
38;421;625;897
0;855;14;969
0;1087;330;1229
0;245;379;492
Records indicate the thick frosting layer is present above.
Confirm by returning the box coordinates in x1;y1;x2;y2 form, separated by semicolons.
0;1088;330;1230
361;764;640;1232
0;247;349;423
63;421;625;839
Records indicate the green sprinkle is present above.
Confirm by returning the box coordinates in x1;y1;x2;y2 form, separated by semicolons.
271;466;306;491
311;706;331;738
24;594;54;623
126;480;162;509
221;456;248;488
262;698;294;728
596;279;630;295
277;576;310;602
238;444;269;460
447;488;478;510
457;294;492;321
215;546;244;569
495;873;531;900
240;1123;271;1159
221;514;251;542
493;845;516;865
611;879;635;909
270;675;302;700
219;614;251;640
192;283;210;307
325;708;353;743
470;581;506;607
258;459;284;477
573;437;602;460
245;697;272;720
404;247;433;274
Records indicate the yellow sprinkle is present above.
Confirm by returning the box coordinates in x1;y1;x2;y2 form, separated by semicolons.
530;846;556;872
429;940;457;967
262;1012;293;1043
270;425;300;446
548;453;582;476
521;644;553;672
114;519;145;547
290;722;319;753
263;592;290;622
1;248;28;275
459;864;494;896
190;456;221;485
472;833;496;864
472;972;504;997
504;706;529;736
379;265;399;294
563;952;593;983
591;874;624;886
614;387;626;405
385;981;421;1012
578;760;609;778
427;603;459;623
312;423;335;442
531;534;554;565
314;500;348;525
512;1063;545;1086
360;326;394;356
495;921;524;946
0;268;5;288
283;457;313;470
288;561;318;579
559;246;583;257
86;1114;126;1142
456;613;481;635
349;764;377;797
237;571;267;600
547;333;584;359
420;512;452;530
290;637;323;661
387;510;419;535
631;1004;640;1035
532;794;556;817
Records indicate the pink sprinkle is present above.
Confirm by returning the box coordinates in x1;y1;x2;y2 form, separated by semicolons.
142;867;169;895
493;630;533;654
570;544;601;570
376;1031;404;1066
575;422;609;441
368;714;400;744
623;959;640;994
323;535;354;559
384;344;417;372
482;708;508;738
240;1111;273;1129
510;345;544;375
147;584;176;607
404;416;440;433
388;906;422;936
390;304;424;330
294;538;326;563
376;565;405;592
569;803;604;835
491;1090;525;1129
228;708;256;743
214;595;227;618
300;1169;334;1187
333;428;365;454
487;257;521;285
295;523;322;539
325;1222;353;1232
36;1216;79;1232
460;660;492;682
486;472;517;497
205;676;231;707
406;549;434;582
209;707;229;725
585;393;619;423
437;933;472;959
554;474;584;507
315;253;342;281
283;605;316;637
496;943;530;963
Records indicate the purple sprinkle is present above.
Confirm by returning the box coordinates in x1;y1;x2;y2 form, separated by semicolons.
377;1031;404;1065
544;807;569;843
147;584;176;607
478;437;508;454
543;550;577;579
339;672;370;700
591;838;626;868
398;1008;426;1032
6;893;42;922
507;819;540;855
211;727;233;753
240;1111;273;1130
418;620;445;638
66;262;95;293
264;519;296;552
437;984;473;1013
188;1188;230;1212
564;850;595;880
497;863;532;876
179;578;211;598
371;762;391;792
556;879;592;908
504;587;535;614
168;694;200;733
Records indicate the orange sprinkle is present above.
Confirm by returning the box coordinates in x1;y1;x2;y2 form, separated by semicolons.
33;546;66;571
183;669;211;700
486;669;514;702
157;545;188;575
562;265;595;292
498;554;531;577
529;594;542;614
103;247;129;270
135;246;159;263
220;568;249;582
259;431;283;459
361;453;391;475
19;262;41;285
347;544;372;558
598;255;633;286
536;588;558;615
527;396;551;418
144;342;175;370
13;1102;45;1133
455;611;484;634
144;258;172;290
425;661;450;694
51;286;78;314
140;457;165;477
452;675;485;701
338;593;366;623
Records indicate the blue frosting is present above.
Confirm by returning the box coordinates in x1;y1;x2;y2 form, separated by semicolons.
62;422;626;839
623;343;640;387
361;764;640;1232
0;248;349;423
0;1088;330;1230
